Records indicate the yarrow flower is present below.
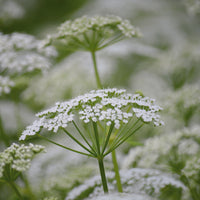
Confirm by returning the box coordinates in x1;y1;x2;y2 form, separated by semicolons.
20;88;163;144
46;15;140;51
0;75;15;96
0;143;45;179
0;32;57;75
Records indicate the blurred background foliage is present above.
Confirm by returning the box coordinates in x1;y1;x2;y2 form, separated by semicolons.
0;0;200;199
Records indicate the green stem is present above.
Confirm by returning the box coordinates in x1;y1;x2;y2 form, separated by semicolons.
0;115;10;146
62;128;96;156
102;123;114;155
91;51;102;89
98;158;108;193
90;47;123;194
37;134;95;158
72;121;97;155
112;150;123;192
93;122;101;155
8;181;22;199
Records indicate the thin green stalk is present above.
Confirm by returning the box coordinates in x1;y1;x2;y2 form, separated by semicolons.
72;121;97;155
90;43;123;193
98;158;108;193
112;150;123;192
62;128;96;156
102;123;114;155
37;134;95;158
91;51;102;89
20;174;37;200
105;124;144;156
112;119;140;148
8;181;22;199
0;115;10;146
97;34;125;51
93;122;101;155
82;121;98;153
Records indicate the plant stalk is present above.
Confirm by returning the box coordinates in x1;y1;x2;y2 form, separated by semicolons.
90;49;123;193
91;51;102;89
8;181;22;199
0;115;10;146
98;158;108;193
111;150;123;192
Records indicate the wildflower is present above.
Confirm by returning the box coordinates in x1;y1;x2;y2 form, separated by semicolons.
0;75;15;96
0;32;57;75
20;88;163;141
0;143;45;179
123;125;200;169
20;88;163;194
0;0;25;22
65;168;185;200
46;15;140;51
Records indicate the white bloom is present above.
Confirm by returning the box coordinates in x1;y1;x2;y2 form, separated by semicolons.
65;168;185;200
123;125;200;169
0;75;15;96
20;88;164;140
0;143;45;178
46;15;140;51
0;32;57;75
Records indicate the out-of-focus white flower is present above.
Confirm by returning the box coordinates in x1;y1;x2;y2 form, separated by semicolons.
0;0;25;22
46;15;140;51
0;32;57;75
0;75;15;96
65;168;185;200
183;0;200;15
22;51;116;107
0;143;45;178
123;125;200;169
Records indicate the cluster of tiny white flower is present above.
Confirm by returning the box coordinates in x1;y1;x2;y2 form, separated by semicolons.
166;85;200;112
20;88;164;140
0;75;15;96
87;193;155;200
43;197;58;200
0;32;57;75
65;168;185;200
183;157;200;180
183;0;200;15
0;143;45;178
0;0;25;22
46;15;140;50
123;125;200;169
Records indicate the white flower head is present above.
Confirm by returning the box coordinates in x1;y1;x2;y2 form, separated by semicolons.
0;143;45;178
0;75;15;96
0;32;57;75
46;15;140;51
20;88;163;140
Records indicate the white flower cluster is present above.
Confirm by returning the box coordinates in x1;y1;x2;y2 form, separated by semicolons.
20;88;164;140
0;0;25;22
46;15;140;50
0;143;45;178
0;75;15;96
183;157;200;180
43;197;58;200
0;32;57;75
123;125;200;169
86;193;155;200
65;168;185;200
166;85;200;112
183;0;200;15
